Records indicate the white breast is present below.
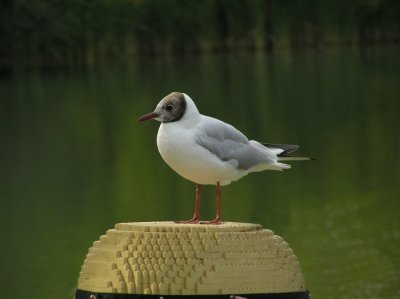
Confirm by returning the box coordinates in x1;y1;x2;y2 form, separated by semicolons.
156;122;245;185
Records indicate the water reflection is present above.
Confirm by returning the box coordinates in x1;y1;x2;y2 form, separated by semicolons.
1;47;399;299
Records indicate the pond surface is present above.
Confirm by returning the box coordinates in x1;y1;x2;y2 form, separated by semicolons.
1;47;399;299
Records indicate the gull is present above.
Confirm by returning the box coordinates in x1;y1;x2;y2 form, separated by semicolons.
138;92;313;224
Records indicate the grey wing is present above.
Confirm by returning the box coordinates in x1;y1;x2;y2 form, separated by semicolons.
195;116;275;169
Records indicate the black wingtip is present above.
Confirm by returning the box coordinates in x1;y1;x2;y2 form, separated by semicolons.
262;142;318;160
262;143;299;155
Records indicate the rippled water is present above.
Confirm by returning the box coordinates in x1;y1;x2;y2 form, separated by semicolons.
1;47;399;298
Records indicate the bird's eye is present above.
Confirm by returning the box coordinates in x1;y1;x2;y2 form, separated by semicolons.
166;105;173;111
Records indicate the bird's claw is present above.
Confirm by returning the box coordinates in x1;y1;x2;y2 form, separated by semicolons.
200;218;223;225
175;217;200;224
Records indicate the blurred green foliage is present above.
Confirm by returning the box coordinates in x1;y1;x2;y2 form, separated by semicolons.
1;0;399;70
1;48;400;298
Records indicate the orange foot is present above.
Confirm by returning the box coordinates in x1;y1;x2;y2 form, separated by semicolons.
200;218;222;225
175;217;200;224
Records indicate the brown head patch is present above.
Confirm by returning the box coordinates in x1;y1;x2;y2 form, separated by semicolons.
157;92;187;123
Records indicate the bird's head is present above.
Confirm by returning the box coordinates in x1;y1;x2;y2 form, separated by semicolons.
138;92;188;123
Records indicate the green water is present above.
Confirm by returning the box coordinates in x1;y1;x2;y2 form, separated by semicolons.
1;47;399;298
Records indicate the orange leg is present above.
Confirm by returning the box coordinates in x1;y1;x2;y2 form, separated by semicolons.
176;184;202;224
201;182;222;225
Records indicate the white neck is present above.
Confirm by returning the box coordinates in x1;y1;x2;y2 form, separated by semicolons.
178;93;201;128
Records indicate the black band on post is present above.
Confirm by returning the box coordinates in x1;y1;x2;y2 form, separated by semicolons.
75;289;311;299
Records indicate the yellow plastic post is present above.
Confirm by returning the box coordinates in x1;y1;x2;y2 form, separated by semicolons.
77;222;306;295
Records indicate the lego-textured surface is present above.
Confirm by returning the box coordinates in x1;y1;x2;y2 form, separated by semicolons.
77;222;306;295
